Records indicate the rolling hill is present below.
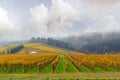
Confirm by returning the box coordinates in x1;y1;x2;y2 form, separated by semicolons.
0;43;67;54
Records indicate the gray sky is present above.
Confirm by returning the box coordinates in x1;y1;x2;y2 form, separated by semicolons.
0;0;120;41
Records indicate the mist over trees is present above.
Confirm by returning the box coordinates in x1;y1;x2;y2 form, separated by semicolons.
79;39;120;53
62;32;120;54
29;32;120;54
29;37;74;50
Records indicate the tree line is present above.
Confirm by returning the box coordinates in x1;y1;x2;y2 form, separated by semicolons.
29;36;120;54
0;45;24;54
29;37;74;51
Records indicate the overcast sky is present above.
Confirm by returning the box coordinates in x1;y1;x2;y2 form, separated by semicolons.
0;0;120;41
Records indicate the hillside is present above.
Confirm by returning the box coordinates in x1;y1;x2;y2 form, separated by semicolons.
62;32;120;54
0;43;67;54
27;32;120;54
19;43;67;54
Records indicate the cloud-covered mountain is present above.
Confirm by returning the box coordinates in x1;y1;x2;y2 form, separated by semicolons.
62;32;120;53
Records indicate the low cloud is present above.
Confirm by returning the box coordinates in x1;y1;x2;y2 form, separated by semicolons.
84;15;120;33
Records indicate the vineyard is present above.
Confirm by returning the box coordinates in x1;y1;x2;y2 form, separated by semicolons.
0;54;58;73
0;52;119;74
68;53;120;72
0;43;120;79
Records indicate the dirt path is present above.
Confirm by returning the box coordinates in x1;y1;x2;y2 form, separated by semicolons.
0;73;120;79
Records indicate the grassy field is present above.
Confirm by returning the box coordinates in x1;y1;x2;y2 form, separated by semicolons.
0;73;120;79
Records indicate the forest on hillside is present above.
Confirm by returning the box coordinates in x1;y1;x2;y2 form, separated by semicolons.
29;32;120;54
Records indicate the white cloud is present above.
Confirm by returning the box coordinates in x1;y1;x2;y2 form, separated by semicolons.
0;6;22;41
28;0;82;38
84;15;120;33
0;6;9;23
28;4;49;37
